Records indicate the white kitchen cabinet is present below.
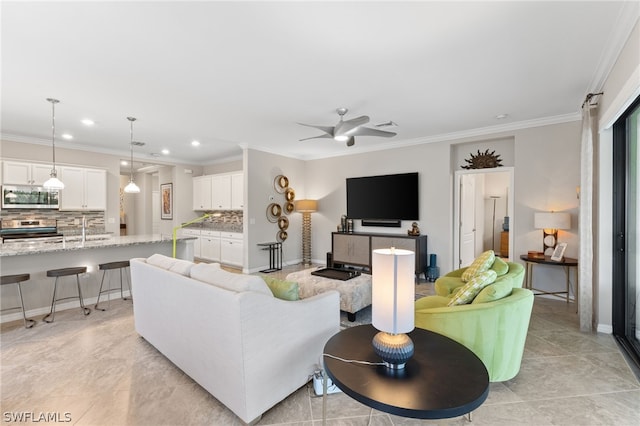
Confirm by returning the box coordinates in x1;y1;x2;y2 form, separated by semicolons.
211;174;231;210
192;175;212;210
231;172;244;210
3;161;52;186
181;229;202;258
193;171;244;212
200;230;221;262
220;232;243;267
59;166;107;210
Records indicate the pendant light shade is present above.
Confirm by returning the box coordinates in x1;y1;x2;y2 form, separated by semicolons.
43;98;65;190
124;117;140;194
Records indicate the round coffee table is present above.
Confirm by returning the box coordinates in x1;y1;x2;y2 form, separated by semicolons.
323;325;489;419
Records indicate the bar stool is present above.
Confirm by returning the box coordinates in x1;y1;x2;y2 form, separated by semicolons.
43;267;91;323
1;274;36;328
95;260;131;311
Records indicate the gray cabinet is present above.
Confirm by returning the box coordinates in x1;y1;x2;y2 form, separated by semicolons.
332;232;428;278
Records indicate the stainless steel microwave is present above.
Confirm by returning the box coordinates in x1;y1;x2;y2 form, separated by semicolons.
2;185;59;209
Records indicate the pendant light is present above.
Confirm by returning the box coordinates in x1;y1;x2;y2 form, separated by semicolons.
43;98;65;190
124;116;141;194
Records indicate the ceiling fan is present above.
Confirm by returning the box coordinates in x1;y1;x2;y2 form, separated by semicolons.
298;108;397;147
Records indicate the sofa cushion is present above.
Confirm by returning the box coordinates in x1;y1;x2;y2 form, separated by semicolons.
169;259;195;276
262;276;300;301
461;250;496;282
472;278;513;304
491;257;509;276
146;253;178;270
448;270;497;306
190;263;272;296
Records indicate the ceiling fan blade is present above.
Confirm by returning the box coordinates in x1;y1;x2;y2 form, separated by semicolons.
297;122;335;137
299;134;333;142
335;115;370;138
346;136;355;147
350;127;397;138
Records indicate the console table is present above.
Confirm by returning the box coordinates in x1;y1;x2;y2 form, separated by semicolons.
323;324;489;420
520;254;578;305
331;232;427;279
257;241;282;272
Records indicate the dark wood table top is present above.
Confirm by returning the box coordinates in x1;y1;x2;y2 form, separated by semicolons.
323;324;489;419
520;254;578;266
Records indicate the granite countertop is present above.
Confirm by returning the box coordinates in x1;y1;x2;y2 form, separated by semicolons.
182;223;243;233
0;234;195;257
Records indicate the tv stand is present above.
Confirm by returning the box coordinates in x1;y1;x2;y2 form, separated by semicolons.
331;232;428;280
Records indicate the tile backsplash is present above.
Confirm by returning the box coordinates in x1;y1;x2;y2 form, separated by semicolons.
0;209;105;235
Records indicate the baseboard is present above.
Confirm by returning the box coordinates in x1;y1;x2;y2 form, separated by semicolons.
0;290;132;324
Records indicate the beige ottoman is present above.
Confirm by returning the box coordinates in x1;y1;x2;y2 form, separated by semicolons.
286;268;372;321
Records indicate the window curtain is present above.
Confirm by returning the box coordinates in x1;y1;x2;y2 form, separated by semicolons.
579;101;598;332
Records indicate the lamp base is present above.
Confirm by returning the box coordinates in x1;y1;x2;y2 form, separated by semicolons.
372;331;414;370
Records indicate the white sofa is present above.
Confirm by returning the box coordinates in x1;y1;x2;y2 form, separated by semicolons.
130;255;340;424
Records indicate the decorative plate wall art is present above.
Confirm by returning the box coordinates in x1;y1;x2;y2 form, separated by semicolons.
266;203;282;223
274;175;289;193
268;173;295;242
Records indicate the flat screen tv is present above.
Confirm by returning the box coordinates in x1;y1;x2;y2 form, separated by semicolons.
346;172;419;222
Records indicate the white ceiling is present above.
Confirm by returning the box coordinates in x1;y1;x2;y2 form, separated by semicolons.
1;1;638;170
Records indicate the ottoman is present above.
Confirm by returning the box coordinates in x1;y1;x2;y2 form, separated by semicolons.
286;268;372;321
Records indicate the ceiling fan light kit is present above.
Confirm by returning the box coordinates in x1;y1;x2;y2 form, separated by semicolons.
299;107;397;147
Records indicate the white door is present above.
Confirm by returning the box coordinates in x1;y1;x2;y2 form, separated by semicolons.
459;174;476;268
152;191;160;234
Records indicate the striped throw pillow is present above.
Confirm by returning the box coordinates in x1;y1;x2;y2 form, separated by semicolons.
461;250;496;282
448;270;498;306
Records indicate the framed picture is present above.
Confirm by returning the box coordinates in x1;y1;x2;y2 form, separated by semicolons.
551;242;567;262
161;183;173;220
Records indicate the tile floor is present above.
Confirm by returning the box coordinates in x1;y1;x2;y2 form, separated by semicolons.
1;265;639;425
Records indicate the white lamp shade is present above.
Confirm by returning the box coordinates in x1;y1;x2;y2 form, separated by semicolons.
372;248;415;334
295;199;317;212
124;181;140;193
43;176;65;190
534;212;571;230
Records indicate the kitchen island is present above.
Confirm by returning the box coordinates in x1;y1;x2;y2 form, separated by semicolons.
0;235;195;324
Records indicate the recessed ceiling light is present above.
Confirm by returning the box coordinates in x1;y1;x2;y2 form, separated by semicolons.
61;133;73;139
495;113;509;119
121;160;128;166
81;119;95;126
191;140;200;147
161;149;170;155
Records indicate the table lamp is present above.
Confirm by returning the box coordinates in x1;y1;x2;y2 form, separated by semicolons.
534;212;570;255
371;247;415;369
295;199;317;266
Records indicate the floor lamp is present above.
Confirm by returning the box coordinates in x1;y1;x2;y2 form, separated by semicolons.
295;200;317;266
489;196;500;252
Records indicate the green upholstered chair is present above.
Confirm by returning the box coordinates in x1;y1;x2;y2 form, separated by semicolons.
414;262;534;382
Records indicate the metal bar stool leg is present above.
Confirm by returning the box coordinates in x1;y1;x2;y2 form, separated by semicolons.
95;269;110;311
76;274;91;316
43;277;59;323
15;281;36;328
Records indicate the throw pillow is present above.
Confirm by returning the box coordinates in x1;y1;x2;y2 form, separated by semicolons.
491;257;509;276
262;276;300;301
461;250;496;282
447;270;497;306
472;278;513;304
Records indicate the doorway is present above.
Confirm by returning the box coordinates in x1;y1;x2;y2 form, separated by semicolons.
454;167;514;270
612;95;640;372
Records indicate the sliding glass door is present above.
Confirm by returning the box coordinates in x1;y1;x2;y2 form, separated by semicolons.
613;95;640;371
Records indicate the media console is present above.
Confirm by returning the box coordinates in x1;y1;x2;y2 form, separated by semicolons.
330;232;428;280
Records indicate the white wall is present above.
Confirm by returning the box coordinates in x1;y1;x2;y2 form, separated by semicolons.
303;121;581;279
245;149;306;272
